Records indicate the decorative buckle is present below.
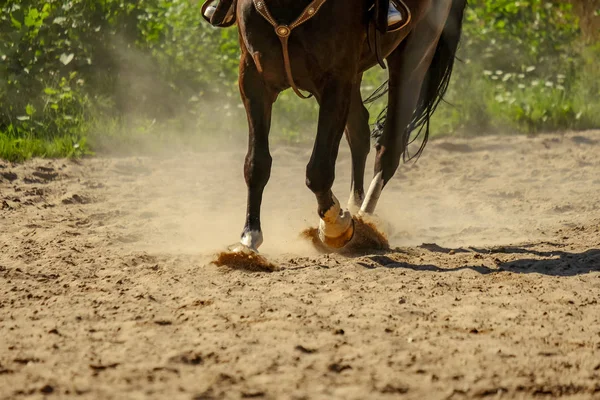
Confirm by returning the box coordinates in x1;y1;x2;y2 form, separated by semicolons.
275;25;291;37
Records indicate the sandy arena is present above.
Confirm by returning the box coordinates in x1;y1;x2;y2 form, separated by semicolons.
1;131;599;399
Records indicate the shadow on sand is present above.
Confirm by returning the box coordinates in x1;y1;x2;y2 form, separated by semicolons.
358;243;600;277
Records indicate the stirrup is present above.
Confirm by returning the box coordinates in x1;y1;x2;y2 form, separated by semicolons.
204;5;217;20
388;5;403;26
387;0;411;32
201;0;236;28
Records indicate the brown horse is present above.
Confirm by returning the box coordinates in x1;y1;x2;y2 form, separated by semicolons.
222;0;466;252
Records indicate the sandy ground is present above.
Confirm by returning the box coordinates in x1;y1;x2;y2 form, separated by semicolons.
1;130;599;399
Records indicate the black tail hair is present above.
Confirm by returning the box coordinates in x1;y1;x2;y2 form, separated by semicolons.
364;0;467;161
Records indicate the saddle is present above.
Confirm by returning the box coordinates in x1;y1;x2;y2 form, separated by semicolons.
202;0;410;97
202;0;410;33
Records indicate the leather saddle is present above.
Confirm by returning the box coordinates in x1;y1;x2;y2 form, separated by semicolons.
201;0;410;87
202;0;410;33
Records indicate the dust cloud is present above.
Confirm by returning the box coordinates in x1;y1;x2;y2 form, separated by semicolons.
81;41;600;256
77;129;600;258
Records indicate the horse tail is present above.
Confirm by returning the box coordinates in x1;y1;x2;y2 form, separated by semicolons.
365;0;467;161
405;0;467;160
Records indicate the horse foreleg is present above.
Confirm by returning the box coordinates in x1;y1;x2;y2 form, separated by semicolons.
236;55;276;252
345;82;371;214
307;79;354;249
361;0;452;216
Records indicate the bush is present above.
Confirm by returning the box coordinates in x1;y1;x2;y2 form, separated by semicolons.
434;0;600;134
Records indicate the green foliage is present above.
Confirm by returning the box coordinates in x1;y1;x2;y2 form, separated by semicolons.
0;0;238;147
0;131;90;162
0;0;598;161
437;0;599;134
464;0;579;63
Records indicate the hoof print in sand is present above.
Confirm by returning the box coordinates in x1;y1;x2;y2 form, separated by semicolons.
213;250;278;273
168;351;204;366
62;194;91;205
302;217;389;254
32;170;59;182
0;171;18;182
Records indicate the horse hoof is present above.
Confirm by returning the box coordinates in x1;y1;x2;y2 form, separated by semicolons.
227;242;259;254
240;230;263;251
319;217;355;249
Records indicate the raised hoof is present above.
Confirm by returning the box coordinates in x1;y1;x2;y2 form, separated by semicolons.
319;218;355;249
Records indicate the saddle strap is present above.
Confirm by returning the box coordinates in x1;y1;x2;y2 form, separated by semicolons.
253;0;328;99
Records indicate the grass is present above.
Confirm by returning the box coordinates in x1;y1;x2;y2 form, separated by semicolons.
0;131;91;162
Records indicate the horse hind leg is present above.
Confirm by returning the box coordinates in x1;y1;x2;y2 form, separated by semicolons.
360;0;453;216
306;78;355;249
344;82;371;214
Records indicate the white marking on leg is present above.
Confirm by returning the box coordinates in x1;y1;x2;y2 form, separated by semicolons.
347;191;364;215
360;172;384;216
240;230;263;251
